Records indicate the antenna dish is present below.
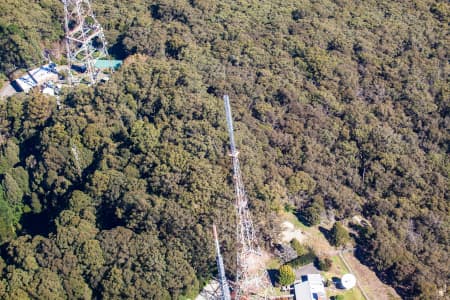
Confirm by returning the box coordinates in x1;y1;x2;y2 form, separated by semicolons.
341;273;356;290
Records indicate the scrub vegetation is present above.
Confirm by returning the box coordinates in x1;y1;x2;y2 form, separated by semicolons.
0;0;448;298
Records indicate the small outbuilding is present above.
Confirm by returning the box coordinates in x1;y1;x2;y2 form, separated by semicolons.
13;63;58;93
294;274;326;300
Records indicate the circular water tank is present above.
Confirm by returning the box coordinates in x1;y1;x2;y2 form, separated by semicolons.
341;273;356;289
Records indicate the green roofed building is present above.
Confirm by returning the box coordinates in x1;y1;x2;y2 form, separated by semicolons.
94;60;123;70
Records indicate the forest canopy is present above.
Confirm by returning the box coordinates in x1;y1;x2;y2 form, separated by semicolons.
0;0;448;299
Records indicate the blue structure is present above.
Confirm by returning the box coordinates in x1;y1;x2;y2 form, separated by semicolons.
94;60;123;70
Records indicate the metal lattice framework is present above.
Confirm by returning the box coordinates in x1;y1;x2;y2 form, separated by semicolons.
223;95;270;299
63;0;108;85
213;225;232;300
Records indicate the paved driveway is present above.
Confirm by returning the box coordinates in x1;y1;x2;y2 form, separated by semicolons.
296;263;320;278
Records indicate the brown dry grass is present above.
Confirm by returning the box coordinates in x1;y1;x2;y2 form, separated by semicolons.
343;252;400;300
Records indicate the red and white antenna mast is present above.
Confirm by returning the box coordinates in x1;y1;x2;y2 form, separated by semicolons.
62;0;108;85
223;95;270;299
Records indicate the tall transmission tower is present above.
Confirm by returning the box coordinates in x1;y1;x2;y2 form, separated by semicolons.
63;0;108;85
223;95;270;299
213;225;232;300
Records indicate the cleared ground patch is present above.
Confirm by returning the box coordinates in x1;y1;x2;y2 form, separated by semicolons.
278;212;401;300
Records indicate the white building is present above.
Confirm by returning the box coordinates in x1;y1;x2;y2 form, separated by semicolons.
13;64;58;93
294;274;326;300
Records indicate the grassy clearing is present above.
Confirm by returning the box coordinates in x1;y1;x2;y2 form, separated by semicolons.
342;287;366;300
266;257;281;269
278;212;368;300
328;288;366;300
331;255;350;274
275;212;399;300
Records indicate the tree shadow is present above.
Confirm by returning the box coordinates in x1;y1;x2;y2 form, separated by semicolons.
318;226;332;243
20;207;55;237
267;269;279;287
331;276;342;289
293;211;311;227
354;246;391;285
107;33;128;60
313;257;321;270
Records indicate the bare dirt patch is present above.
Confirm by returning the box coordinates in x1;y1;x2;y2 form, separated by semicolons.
195;280;220;300
247;250;271;273
280;220;305;243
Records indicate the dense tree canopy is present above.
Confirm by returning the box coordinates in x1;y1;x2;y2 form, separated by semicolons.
0;0;448;299
0;0;63;76
330;222;351;247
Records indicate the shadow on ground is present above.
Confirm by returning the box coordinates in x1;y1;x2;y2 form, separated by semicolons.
267;269;279;286
318;226;332;243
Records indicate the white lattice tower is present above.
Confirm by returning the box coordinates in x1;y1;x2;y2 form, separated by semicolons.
223;95;271;299
63;0;108;85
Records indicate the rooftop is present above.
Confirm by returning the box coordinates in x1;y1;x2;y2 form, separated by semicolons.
94;59;123;70
294;274;326;300
13;64;58;92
